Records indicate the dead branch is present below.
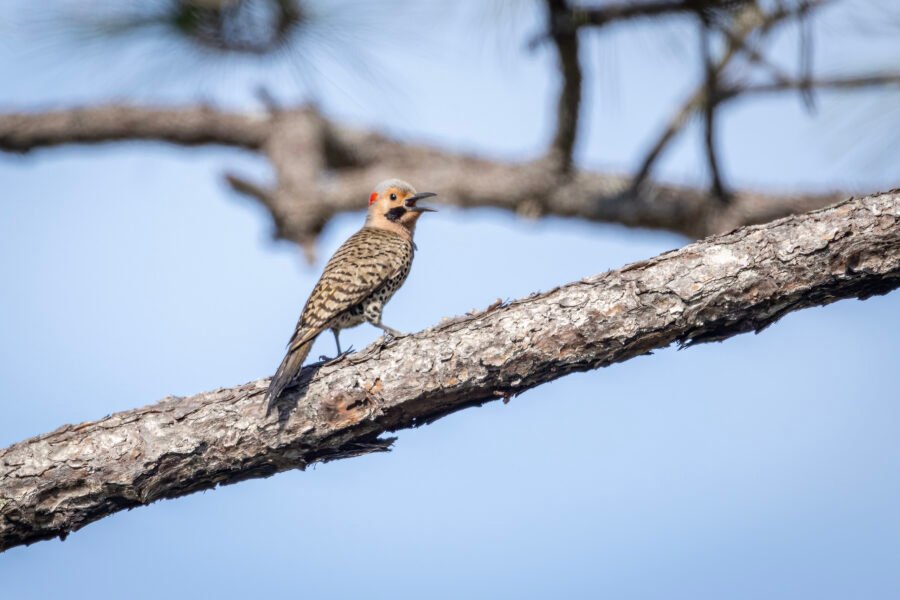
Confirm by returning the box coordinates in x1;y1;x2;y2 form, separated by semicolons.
1;190;899;553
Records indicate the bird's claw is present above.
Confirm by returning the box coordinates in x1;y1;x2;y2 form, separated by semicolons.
319;347;355;364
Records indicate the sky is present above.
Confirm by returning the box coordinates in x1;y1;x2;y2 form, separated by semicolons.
1;1;899;598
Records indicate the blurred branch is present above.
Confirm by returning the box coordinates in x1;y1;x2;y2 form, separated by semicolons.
0;103;848;257
544;0;583;170
797;3;816;110
700;19;729;203
629;0;829;193
560;0;752;30
722;73;900;98
224;172;274;201
0;105;270;152
2;190;899;552
1;0;890;259
629;4;761;191
711;19;793;85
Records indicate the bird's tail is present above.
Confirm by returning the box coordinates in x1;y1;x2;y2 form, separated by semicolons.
266;331;316;414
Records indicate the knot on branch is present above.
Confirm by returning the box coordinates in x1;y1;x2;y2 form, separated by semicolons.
227;105;374;262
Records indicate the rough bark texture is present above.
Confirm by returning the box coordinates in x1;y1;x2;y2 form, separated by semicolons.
2;190;898;553
0;104;845;260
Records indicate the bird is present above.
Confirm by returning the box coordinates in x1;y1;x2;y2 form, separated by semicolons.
265;178;437;411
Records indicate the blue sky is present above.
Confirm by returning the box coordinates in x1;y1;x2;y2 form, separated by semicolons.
1;1;899;598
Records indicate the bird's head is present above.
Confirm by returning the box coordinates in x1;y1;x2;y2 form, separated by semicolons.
366;179;436;234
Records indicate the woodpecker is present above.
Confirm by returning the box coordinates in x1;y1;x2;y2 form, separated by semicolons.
265;179;437;410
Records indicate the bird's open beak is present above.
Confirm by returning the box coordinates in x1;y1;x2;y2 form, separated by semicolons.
406;192;438;213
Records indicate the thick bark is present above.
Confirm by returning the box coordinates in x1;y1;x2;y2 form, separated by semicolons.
2;190;898;553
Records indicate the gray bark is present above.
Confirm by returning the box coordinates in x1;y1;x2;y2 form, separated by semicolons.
2;190;898;553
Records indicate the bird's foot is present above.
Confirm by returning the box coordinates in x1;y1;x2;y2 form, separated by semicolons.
318;346;355;364
381;330;406;343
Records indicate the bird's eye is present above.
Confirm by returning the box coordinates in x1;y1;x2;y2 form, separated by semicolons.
390;193;397;201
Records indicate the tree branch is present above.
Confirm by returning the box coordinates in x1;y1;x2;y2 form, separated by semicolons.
700;19;729;203
2;190;899;553
630;0;830;190
722;73;900;98
0;105;271;152
562;0;749;30
0;103;847;249
544;0;583;170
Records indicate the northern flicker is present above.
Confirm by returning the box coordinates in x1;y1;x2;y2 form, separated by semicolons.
265;179;436;410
